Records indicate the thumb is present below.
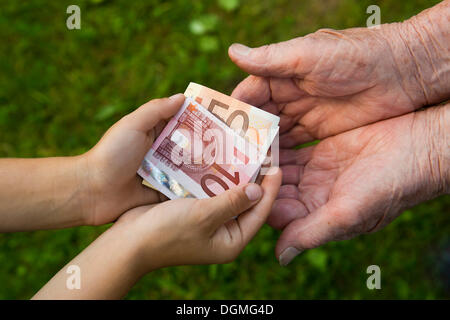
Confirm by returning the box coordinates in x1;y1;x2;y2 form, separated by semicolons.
276;202;347;266
228;37;316;78
122;94;185;133
197;183;263;232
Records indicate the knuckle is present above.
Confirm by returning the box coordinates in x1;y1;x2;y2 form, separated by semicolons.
314;28;339;37
315;27;333;33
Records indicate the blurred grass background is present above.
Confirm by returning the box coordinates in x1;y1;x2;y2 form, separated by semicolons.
0;0;448;299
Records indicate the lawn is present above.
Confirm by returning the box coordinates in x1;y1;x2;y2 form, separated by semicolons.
0;0;448;299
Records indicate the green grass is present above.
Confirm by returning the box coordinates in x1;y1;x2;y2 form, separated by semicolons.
0;0;448;299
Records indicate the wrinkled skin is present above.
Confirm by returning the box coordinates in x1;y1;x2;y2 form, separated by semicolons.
268;106;448;260
228;7;450;263
229;23;447;148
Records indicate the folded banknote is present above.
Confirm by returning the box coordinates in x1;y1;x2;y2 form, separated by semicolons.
185;82;279;155
138;98;265;198
139;83;280;199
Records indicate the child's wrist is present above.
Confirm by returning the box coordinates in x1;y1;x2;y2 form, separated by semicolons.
110;214;167;277
68;154;98;226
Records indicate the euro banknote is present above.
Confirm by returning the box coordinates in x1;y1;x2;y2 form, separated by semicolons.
139;83;280;199
185;82;279;155
138;98;263;199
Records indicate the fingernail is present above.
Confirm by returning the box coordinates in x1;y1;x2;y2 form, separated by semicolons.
245;184;262;201
169;93;184;100
264;166;280;176
231;43;251;56
279;247;302;266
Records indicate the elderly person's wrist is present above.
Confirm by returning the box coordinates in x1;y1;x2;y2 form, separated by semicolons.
413;104;450;199
431;104;450;195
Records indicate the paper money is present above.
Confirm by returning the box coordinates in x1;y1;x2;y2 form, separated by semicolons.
184;83;281;183
139;83;280;199
138;98;262;199
185;82;279;155
141;160;193;199
142;179;153;188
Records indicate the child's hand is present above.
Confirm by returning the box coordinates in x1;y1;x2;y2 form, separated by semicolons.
0;94;184;232
114;168;282;272
33;169;282;299
82;94;185;226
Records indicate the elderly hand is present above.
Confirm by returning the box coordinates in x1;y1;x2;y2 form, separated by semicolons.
228;1;449;148
34;169;282;299
269;105;449;266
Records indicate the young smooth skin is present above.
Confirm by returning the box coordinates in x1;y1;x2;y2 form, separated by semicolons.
228;1;450;265
0;91;282;299
0;94;185;231
33;168;282;299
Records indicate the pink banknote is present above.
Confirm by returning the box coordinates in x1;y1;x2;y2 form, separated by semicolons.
185;82;279;155
138;98;262;198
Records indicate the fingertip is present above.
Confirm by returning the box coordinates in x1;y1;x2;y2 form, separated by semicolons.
168;93;185;102
266;166;281;176
162;93;185;116
228;43;235;59
166;94;185;111
264;167;282;185
244;183;263;202
229;43;251;59
279;247;303;267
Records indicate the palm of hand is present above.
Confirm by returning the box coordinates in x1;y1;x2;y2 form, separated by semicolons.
269;112;432;254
